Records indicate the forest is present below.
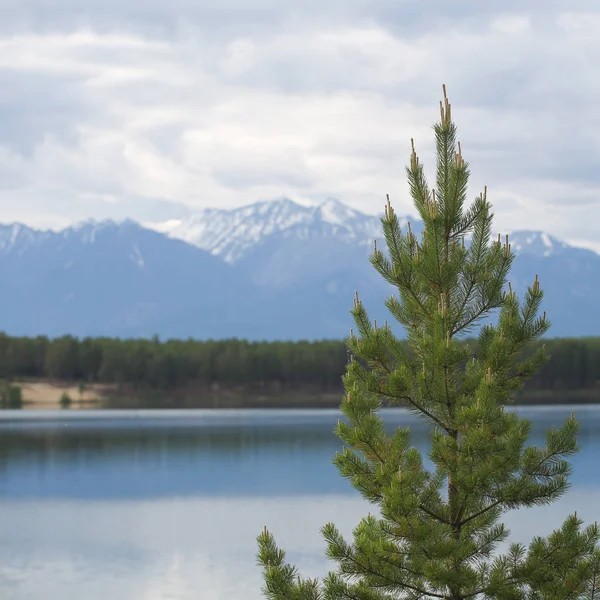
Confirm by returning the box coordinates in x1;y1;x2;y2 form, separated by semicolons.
0;332;598;395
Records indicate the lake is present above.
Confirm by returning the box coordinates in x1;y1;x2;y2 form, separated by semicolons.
0;406;599;600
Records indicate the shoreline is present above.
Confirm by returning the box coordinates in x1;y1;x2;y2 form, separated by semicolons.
3;379;600;410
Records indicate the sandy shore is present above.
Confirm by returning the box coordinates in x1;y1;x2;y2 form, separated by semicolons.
13;380;113;410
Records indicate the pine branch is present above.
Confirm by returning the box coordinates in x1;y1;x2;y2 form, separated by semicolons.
377;386;452;434
451;201;486;240
450;300;499;337
418;503;452;526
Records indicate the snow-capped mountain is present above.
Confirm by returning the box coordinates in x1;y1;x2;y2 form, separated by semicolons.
0;223;54;255
504;231;572;258
147;197;399;263
148;198;594;264
1;198;599;340
0;219;260;339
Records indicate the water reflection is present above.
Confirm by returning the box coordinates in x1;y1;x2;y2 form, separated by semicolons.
0;406;599;600
0;407;599;498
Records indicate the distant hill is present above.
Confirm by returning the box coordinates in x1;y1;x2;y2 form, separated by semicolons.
1;198;598;340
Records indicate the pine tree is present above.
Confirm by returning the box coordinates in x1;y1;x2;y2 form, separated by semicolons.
257;86;600;599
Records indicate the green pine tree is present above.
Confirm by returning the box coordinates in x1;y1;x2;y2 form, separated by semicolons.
257;86;600;600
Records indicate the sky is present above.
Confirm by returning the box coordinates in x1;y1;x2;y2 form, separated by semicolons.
0;0;599;251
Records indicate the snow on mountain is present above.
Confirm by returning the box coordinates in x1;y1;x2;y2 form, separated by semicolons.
502;230;571;258
0;223;52;255
146;197;409;263
316;197;361;226
2;219;158;272
64;218;141;245
147;197;596;265
154;198;316;262
4;200;595;270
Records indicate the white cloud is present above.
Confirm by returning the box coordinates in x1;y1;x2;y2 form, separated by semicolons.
556;11;600;36
0;2;599;249
490;14;531;34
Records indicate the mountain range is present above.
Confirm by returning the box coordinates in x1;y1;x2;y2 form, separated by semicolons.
0;197;598;341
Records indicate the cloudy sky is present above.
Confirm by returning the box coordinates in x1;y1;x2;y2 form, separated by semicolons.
0;0;599;250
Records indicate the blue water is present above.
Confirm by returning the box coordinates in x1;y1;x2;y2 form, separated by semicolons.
0;406;599;599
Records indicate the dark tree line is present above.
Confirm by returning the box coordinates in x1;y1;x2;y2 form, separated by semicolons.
0;332;598;393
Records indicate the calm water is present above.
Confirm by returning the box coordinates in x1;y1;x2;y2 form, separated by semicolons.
0;406;599;600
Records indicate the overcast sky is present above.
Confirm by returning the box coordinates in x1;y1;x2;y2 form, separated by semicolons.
0;0;599;250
